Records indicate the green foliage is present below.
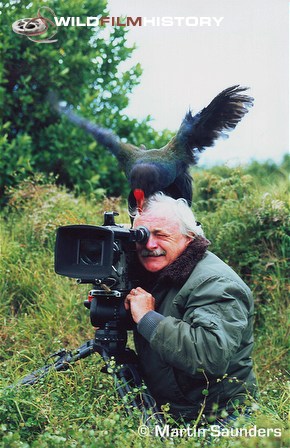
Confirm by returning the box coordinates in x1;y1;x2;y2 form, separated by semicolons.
0;162;289;447
0;0;172;202
192;165;289;284
0;131;33;195
245;154;290;186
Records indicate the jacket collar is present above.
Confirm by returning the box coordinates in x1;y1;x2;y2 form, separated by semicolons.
157;236;210;286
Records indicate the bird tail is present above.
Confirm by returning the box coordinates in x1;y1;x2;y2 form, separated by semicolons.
175;85;254;164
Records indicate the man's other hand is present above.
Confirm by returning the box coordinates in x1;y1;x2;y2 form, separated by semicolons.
124;287;155;323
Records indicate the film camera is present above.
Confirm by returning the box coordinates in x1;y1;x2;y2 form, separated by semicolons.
55;212;150;337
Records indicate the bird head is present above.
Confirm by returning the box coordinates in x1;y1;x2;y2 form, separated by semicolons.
129;163;163;196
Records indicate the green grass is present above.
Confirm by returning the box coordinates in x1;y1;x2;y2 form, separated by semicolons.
0;170;289;447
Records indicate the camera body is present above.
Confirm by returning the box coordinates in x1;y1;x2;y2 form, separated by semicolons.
54;212;149;330
55;212;149;288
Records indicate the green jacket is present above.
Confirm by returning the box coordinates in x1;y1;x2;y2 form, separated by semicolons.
135;245;257;421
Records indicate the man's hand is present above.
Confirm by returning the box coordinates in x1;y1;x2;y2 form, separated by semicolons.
124;287;155;323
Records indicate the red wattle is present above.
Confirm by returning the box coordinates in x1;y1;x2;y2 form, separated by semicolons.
133;189;145;213
134;189;144;201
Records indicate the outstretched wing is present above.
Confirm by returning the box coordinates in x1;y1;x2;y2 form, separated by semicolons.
49;93;142;172
172;85;254;164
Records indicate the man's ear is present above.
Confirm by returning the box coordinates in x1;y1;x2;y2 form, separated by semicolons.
185;233;195;246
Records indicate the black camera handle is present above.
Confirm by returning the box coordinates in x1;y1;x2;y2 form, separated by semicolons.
12;290;164;428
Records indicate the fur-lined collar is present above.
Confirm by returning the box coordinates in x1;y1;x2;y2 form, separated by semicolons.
136;236;210;290
157;236;210;286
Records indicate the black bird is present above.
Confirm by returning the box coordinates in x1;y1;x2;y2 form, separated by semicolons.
51;85;253;213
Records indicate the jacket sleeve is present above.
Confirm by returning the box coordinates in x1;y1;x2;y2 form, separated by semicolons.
142;276;251;377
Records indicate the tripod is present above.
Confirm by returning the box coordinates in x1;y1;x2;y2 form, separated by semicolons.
14;288;164;427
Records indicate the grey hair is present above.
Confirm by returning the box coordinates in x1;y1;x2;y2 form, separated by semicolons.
136;192;205;238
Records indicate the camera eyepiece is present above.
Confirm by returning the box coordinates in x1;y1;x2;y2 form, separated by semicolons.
129;226;150;244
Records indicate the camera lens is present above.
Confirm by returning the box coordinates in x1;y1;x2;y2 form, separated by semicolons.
79;239;103;265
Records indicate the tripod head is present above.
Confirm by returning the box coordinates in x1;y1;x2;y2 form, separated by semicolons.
84;288;132;358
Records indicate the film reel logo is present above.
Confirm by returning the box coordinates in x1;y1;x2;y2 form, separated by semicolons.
12;7;58;44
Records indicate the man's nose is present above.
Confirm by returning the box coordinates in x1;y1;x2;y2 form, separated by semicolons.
146;234;158;250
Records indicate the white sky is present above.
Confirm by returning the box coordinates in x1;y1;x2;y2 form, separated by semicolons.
107;0;289;167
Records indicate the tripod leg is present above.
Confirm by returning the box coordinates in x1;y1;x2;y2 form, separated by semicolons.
14;340;95;386
108;361;164;426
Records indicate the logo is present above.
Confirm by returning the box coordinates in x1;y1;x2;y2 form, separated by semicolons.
12;6;225;44
12;6;58;44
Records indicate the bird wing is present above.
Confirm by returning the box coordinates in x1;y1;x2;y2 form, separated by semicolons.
170;85;254;165
49;94;143;173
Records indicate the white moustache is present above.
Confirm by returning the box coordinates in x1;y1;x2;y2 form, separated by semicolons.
140;249;166;257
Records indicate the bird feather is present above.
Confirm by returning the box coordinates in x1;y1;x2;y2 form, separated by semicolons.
174;85;254;164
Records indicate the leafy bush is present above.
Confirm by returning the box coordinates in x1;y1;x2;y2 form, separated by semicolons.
192;166;289;288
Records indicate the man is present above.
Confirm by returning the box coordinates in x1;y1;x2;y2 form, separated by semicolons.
124;193;257;422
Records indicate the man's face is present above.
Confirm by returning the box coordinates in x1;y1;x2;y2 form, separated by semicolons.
134;209;191;272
